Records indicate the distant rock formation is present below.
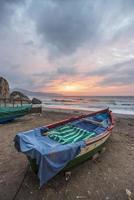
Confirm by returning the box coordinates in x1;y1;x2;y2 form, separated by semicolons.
0;77;10;98
32;97;42;104
10;91;31;102
0;77;43;106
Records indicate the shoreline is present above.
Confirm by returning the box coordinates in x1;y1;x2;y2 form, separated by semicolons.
42;106;134;119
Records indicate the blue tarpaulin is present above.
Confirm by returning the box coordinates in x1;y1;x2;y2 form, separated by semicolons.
14;127;85;186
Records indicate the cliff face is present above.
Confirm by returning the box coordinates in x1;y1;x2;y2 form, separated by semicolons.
0;77;10;98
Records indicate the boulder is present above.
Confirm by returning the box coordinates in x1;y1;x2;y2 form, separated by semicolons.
0;77;10;98
32;97;42;104
10;91;30;102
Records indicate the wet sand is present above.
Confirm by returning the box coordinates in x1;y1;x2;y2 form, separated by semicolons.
0;110;134;200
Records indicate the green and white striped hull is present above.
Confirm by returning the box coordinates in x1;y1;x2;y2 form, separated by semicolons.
29;131;111;173
65;132;110;170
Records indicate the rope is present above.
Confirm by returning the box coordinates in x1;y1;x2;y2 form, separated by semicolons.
12;164;30;200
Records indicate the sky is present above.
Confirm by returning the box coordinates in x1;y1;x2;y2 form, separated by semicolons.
0;0;134;96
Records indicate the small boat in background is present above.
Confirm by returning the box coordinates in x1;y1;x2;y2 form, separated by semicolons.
14;108;114;186
0;105;32;123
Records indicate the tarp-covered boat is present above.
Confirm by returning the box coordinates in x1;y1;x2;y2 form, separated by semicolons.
14;108;114;186
0;105;32;123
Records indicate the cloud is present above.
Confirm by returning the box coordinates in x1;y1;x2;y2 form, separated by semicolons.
0;0;134;94
0;64;35;89
23;40;34;46
100;74;134;86
0;0;26;27
88;58;134;86
28;0;134;56
88;59;134;76
28;0;101;55
57;66;78;75
32;66;79;88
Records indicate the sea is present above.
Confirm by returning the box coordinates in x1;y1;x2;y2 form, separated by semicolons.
39;96;134;115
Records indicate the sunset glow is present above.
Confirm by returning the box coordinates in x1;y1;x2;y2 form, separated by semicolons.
0;0;134;96
59;84;82;93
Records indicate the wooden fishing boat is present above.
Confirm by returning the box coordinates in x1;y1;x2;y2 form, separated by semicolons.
14;108;114;186
0;105;32;123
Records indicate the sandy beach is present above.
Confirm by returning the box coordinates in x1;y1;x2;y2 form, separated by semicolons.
0;109;134;200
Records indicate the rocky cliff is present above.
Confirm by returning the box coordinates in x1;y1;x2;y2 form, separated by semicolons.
0;77;10;98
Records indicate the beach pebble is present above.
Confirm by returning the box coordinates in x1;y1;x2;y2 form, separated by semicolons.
0;179;4;183
128;123;133;127
24;183;30;188
92;153;99;161
126;189;134;200
87;190;91;195
105;197;110;200
108;167;112;173
65;171;71;181
76;195;87;199
101;147;106;153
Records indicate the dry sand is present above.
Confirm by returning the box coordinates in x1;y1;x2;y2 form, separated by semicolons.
0;110;134;200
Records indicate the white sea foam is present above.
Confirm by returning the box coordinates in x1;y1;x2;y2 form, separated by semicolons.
41;96;134;115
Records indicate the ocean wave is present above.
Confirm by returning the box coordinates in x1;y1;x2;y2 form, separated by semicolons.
52;98;79;103
42;96;134;115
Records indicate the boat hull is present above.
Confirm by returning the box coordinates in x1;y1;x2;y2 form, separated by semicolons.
0;105;31;124
28;131;111;174
0;114;26;123
14;108;114;185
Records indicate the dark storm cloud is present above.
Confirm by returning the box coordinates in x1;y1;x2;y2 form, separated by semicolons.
28;0;134;55
28;0;100;55
0;0;26;26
